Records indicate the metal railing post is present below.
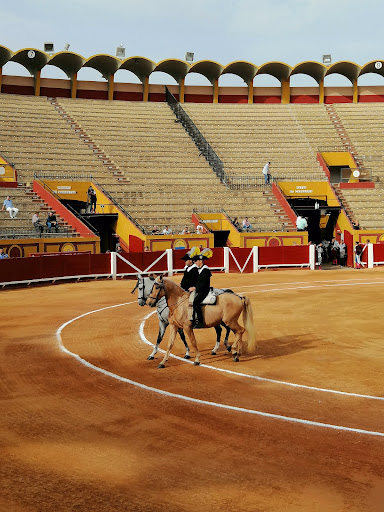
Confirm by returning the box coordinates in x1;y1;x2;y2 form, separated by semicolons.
111;252;117;279
166;248;173;276
223;247;230;273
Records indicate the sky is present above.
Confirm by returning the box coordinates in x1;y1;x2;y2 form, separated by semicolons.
1;0;384;86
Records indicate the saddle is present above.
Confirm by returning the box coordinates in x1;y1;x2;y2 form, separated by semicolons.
188;288;233;321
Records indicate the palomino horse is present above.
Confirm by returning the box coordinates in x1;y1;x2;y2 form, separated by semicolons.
146;275;257;368
132;275;232;360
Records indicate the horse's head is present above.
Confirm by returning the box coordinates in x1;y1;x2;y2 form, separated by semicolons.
146;275;165;308
132;274;156;306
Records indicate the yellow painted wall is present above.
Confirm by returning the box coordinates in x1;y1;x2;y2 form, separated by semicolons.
149;235;214;252
0;155;15;182
321;152;355;167
278;181;339;207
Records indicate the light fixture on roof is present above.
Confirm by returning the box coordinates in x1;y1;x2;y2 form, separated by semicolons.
64;43;70;51
44;42;54;54
322;54;332;65
375;61;382;70
185;52;194;63
116;44;125;58
27;50;35;59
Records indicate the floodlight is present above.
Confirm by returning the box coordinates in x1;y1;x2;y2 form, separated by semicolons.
44;42;54;53
185;52;194;62
322;54;332;65
375;61;382;70
64;43;70;51
116;44;125;58
27;50;35;59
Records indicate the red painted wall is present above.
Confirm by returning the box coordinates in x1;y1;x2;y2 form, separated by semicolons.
219;95;248;104
77;89;108;100
290;95;319;104
359;95;384;102
254;96;281;103
114;91;143;101
1;85;34;95
40;87;71;98
184;94;213;103
325;96;353;104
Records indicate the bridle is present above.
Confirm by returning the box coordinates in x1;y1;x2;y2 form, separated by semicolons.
147;279;164;304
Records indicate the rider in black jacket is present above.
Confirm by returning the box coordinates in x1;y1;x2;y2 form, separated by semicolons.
180;247;199;291
191;248;213;328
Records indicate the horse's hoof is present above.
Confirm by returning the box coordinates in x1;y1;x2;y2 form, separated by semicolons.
158;364;165;369
193;361;200;366
232;353;239;362
184;355;191;359
211;351;216;355
227;346;232;352
147;356;154;360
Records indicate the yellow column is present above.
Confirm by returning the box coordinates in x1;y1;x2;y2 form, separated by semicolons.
353;79;358;103
143;77;149;102
213;78;219;103
248;81;254;104
71;73;77;99
319;79;324;104
0;68;2;93
34;70;41;97
108;74;114;101
179;78;185;103
281;78;290;104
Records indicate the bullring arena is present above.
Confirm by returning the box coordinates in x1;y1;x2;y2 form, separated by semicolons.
3;43;384;512
1;267;384;512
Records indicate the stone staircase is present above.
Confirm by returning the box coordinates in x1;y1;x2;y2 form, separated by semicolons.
262;190;296;231
48;98;130;184
331;183;358;227
325;104;370;181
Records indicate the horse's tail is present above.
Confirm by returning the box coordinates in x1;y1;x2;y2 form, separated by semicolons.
242;296;257;354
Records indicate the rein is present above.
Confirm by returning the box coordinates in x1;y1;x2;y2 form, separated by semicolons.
149;280;189;310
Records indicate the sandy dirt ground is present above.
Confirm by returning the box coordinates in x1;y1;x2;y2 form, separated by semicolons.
1;268;384;512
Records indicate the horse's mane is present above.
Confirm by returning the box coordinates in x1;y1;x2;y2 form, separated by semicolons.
162;277;188;297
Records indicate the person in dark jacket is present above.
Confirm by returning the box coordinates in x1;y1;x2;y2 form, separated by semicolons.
180;246;199;292
191;248;213;328
46;211;59;233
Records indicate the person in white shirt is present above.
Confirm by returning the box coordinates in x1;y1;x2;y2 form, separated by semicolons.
262;162;271;184
163;226;172;235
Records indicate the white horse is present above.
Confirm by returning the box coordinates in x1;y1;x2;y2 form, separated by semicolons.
132;275;231;360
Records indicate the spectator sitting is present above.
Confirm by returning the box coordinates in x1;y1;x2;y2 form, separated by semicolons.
46;211;59;233
232;217;241;231
151;225;160;234
181;225;190;235
196;223;204;234
0;247;9;259
32;212;44;233
144;246;150;252
296;215;308;231
163;225;172;235
242;217;252;232
2;195;19;219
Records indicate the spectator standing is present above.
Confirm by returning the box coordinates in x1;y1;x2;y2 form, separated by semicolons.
87;186;97;213
46;211;59;233
2;195;18;219
0;248;9;259
32;212;44;233
354;241;364;268
316;243;324;269
242;217;252;232
296;216;308;231
262;162;271;184
331;237;340;265
339;240;348;267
